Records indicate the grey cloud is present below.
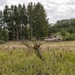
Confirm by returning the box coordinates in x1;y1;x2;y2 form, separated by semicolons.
49;11;75;22
0;0;6;6
44;0;75;23
66;1;75;5
68;7;75;13
46;1;60;5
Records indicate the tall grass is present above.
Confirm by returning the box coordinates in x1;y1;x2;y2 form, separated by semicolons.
0;47;75;75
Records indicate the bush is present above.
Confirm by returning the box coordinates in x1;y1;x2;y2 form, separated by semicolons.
0;40;5;44
63;33;75;41
0;29;8;41
60;30;67;36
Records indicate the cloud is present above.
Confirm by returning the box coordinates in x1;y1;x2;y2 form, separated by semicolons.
45;0;75;23
66;0;75;5
0;0;6;6
0;0;7;10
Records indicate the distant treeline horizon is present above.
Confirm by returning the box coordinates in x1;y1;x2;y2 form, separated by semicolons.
0;2;75;42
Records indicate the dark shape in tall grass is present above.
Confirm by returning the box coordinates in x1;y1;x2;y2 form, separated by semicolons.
21;41;44;61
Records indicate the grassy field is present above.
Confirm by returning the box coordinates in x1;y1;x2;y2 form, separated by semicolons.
0;41;75;75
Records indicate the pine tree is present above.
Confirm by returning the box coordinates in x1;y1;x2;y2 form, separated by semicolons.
3;5;10;40
27;2;34;40
9;5;15;40
2;3;49;41
13;5;20;40
33;2;49;39
21;4;28;39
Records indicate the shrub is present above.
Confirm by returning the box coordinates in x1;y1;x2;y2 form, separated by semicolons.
63;33;75;41
0;40;5;44
60;30;67;36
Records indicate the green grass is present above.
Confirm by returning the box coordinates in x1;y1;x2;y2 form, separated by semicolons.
0;48;75;75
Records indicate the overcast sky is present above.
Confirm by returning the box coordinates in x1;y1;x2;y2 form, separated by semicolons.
0;0;75;23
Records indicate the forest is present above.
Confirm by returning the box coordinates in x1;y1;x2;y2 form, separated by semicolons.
0;2;49;42
0;2;75;42
49;18;75;41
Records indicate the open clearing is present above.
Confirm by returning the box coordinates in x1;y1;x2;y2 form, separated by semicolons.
0;41;75;50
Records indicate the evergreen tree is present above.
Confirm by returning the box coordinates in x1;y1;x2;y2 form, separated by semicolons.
3;5;9;24
3;5;10;40
27;2;34;40
2;3;49;41
33;2;49;39
9;5;15;40
13;5;20;40
21;4;28;39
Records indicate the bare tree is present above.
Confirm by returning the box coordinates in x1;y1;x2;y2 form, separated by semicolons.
21;40;44;61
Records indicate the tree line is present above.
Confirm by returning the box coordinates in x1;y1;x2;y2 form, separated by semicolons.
0;2;49;41
0;2;75;42
49;18;75;41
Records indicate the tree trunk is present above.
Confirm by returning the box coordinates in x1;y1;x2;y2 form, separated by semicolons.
16;26;19;41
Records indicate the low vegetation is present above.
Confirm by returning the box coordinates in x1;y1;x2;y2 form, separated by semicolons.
0;41;75;75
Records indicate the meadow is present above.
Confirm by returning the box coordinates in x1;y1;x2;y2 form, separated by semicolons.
0;41;75;75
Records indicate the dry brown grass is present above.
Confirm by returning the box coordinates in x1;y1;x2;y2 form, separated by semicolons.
0;41;75;50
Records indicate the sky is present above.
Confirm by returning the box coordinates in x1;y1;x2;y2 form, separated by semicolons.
0;0;75;23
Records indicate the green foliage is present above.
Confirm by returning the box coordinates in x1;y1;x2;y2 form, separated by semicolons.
64;33;75;41
27;2;49;40
34;2;49;39
0;40;5;44
49;18;75;41
0;29;8;41
2;3;75;41
1;2;49;41
60;29;67;36
0;48;75;75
